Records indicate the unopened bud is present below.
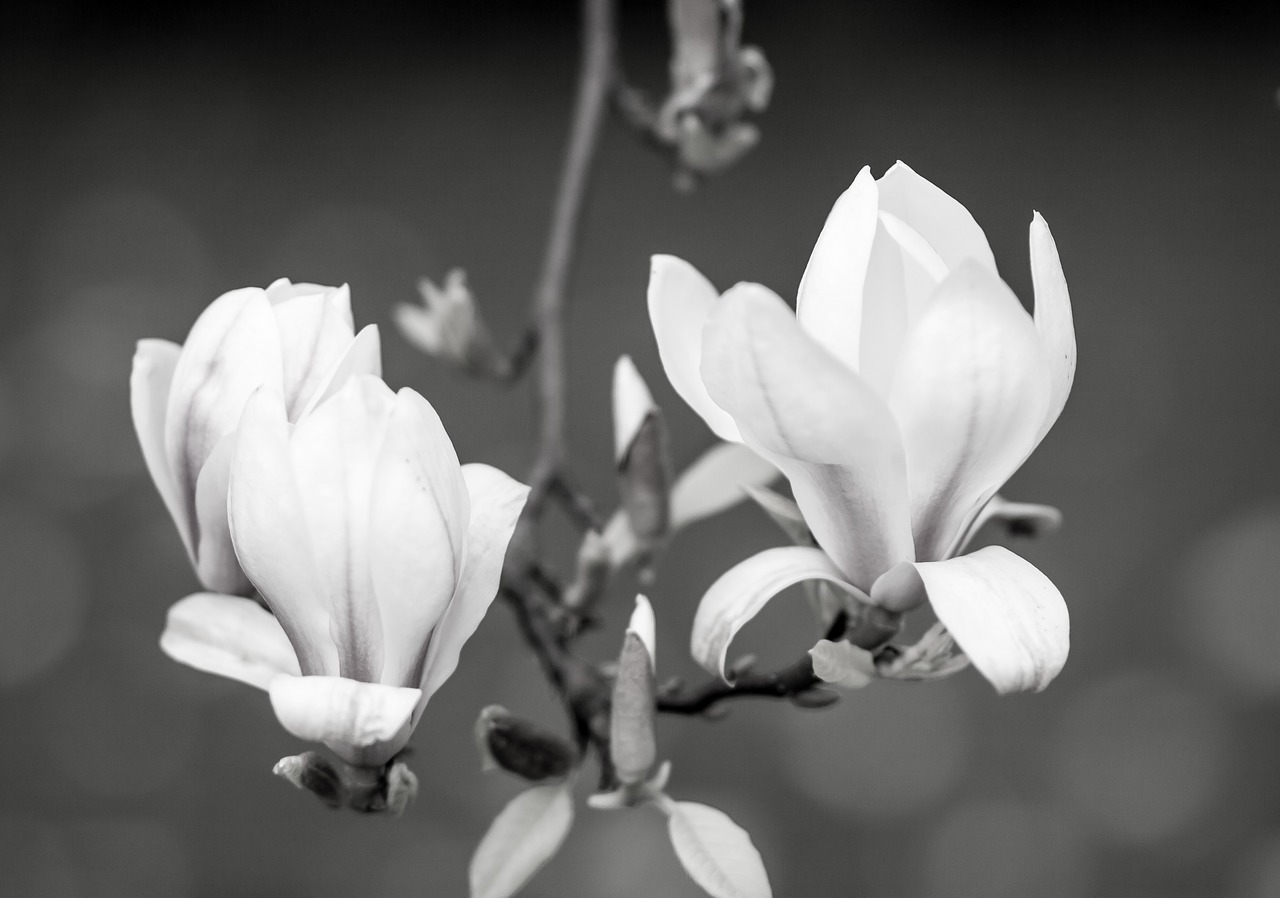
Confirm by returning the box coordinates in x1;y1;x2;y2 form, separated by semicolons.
613;357;672;542
610;596;658;786
394;269;509;378
273;751;345;809
475;705;577;782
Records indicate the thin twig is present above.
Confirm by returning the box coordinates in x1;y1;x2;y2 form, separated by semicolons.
656;655;821;715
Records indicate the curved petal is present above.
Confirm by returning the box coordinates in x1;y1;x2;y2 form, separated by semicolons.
912;545;1068;693
192;433;252;595
877;161;997;273
612;355;658;463
165;287;283;543
271;292;358;420
159;592;300;690
795;165;878;373
956;494;1063;554
299;323;383;419
669;442;779;532
130;339;192;558
647;254;742;442
288;375;396;683
228;388;337;676
691;546;866;680
370;388;470;688
417;464;529;708
1029;212;1076;442
888;262;1051;562
268;675;421;767
701;283;913;589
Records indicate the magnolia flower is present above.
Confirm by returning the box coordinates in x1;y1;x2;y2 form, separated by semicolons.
649;162;1076;693
160;375;529;767
130;279;381;595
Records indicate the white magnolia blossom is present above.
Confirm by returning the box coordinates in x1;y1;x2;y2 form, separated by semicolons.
130;279;381;595
160;375;529;766
649;162;1076;693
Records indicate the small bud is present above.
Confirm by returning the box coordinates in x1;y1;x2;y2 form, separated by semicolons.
788;687;841;710
394;269;510;378
610;596;659;786
273;751;345;809
613;357;672;542
475;705;577;782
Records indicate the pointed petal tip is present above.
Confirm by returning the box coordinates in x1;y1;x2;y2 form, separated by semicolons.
612;355;657;462
628;594;657;665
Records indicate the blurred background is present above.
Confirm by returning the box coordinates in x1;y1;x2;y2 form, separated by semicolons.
2;0;1280;895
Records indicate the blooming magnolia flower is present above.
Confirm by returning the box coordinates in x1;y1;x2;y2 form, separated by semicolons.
160;375;529;767
130;279;381;595
648;162;1076;693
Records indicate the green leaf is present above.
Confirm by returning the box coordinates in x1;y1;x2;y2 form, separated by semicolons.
667;801;772;898
469;782;574;898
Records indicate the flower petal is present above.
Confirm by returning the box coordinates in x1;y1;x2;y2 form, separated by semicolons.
691;546;865;680
299;323;383;419
647;254;742;442
370;388;470;688
956;494;1063;554
612;355;658;463
877;161;998;273
130;339;192;558
164;287;283;543
192;433;252;595
288;375;396;683
159;592;301;690
668;442;778;532
911;545;1068;693
268;675;421;767
700;283;913;589
418;463;529;706
795;165;878;373
228;388;338;676
888;262;1051;562
1029;212;1076;442
271;292;358;420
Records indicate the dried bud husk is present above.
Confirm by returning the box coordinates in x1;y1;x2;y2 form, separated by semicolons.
384;758;419;817
394;269;510;378
273;751;345;809
610;597;658;786
475;705;577;782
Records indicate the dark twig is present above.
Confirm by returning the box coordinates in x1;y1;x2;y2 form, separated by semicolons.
656;655;821;715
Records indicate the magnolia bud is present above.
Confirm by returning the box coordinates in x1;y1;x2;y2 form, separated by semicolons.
475;706;577;782
613;357;672;542
394;269;510;378
610;596;658;786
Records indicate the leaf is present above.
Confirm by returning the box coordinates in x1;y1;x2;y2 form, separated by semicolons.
667;801;772;898
470;782;574;898
808;639;876;689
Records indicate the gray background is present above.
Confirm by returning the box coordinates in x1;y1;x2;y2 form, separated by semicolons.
2;1;1280;895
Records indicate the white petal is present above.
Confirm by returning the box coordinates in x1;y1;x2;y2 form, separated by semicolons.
852;219;912;396
700;283;914;589
369;388;470;688
299;324;383;419
164;287;283;541
268;675;421;767
271;292;358;420
888;262;1051;562
192;433;252;595
159;592;301;690
130;339;192;558
691;546;864;680
877;161;998;273
288;375;396;682
647;254;742;442
912;545;1069;693
957;494;1063;554
418;464;529;706
809;639;876;689
1029;212;1076;442
628;594;656;667
228;388;338;676
669;442;779;532
612;355;658;463
795;166;879;373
